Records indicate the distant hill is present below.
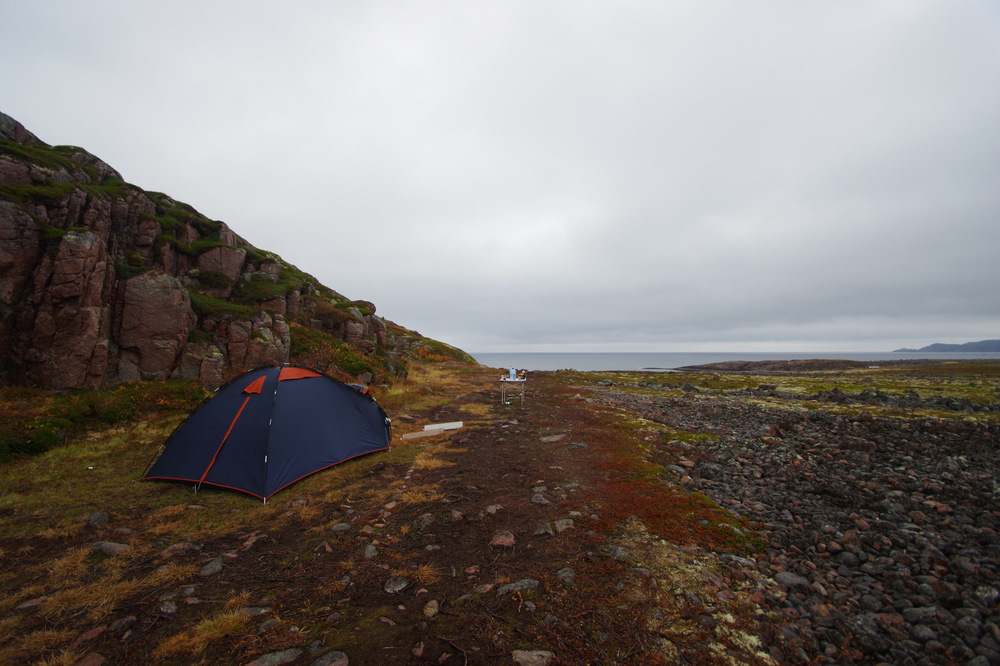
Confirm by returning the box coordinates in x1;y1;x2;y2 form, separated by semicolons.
894;339;1000;353
0;111;473;390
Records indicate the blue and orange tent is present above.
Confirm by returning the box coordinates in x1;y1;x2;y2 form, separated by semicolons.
143;365;391;501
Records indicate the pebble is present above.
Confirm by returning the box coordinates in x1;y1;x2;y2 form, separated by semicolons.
15;596;48;610
553;519;574;533
534;523;555;536
556;567;576;585
198;557;223;577
159;541;201;557
245;648;302;666
774;571;810;589
490;531;516;547
239;607;272;615
497;578;539;596
310;651;349;666
85;512;109;527
384;577;411;594
512;649;554;665
91;541;129;556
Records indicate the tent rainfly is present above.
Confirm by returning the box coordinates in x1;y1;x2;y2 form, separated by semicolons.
143;366;391;501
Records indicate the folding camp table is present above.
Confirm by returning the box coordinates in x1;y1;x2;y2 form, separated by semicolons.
499;376;526;405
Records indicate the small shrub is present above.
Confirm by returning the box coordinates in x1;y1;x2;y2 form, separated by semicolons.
0;137;77;171
195;270;234;289
287;323;376;380
0;182;77;207
113;262;145;280
311;299;352;328
0;381;207;464
188;291;255;319
187;329;213;345
231;274;287;304
189;238;228;255
38;225;67;242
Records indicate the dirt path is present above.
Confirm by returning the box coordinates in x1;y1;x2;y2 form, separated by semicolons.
199;369;781;665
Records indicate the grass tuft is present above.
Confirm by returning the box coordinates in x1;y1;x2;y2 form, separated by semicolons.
152;609;251;659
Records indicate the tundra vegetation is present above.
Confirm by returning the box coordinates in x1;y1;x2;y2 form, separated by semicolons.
1;358;996;663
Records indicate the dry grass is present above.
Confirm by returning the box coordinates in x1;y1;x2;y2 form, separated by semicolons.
152;590;257;659
36;650;84;666
41;574;144;622
225;589;252;610
147;562;198;586
143;503;190;523
412;456;455;470
37;522;85;541
396;484;445;505
458;402;491;419
421;441;467;456
0;628;75;663
412;562;442;586
0;583;45;612
152;608;251;659
411;439;468;470
43;545;90;586
295;504;323;522
0;613;21;642
375;359;488;415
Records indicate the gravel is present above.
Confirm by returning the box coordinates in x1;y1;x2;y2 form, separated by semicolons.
599;387;1000;665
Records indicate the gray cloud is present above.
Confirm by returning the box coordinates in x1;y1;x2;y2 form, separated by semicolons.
3;1;998;352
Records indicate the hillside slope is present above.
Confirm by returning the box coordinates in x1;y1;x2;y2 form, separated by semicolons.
894;339;1000;353
0;112;471;389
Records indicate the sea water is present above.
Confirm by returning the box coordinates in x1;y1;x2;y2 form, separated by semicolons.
471;351;1000;372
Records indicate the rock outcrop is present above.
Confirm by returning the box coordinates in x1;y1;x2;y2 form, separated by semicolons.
0;111;458;389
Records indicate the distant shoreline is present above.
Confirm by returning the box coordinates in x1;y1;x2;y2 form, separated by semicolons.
473;351;1000;372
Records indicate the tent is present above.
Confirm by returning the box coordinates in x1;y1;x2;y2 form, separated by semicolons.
143;365;391;501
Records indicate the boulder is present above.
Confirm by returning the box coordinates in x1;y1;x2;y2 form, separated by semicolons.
176;343;225;389
257;260;281;282
0;158;32;185
197;245;246;290
134;217;161;247
117;272;196;381
342;320;365;345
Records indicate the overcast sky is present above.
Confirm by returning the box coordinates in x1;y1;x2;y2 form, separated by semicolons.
3;1;999;352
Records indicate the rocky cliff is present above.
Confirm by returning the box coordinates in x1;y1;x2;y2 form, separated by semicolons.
0;112;470;389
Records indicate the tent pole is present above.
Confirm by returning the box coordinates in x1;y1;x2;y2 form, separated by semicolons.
138;443;165;481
